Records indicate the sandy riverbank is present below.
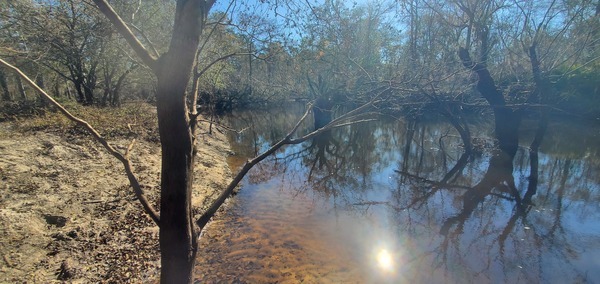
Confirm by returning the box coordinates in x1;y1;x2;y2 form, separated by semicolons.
0;103;232;283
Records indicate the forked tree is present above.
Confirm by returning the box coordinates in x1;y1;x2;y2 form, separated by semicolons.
90;1;219;281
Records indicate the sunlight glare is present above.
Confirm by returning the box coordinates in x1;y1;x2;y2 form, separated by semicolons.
377;249;394;272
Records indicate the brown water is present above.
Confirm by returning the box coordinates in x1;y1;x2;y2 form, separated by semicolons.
195;106;600;283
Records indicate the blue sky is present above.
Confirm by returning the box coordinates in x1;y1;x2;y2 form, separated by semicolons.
209;0;399;48
211;0;374;16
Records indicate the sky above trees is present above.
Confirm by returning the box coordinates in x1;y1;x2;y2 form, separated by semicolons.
0;0;598;115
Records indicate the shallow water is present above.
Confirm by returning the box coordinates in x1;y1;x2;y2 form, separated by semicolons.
196;106;600;283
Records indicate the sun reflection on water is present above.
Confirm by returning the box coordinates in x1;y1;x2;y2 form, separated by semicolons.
376;249;394;272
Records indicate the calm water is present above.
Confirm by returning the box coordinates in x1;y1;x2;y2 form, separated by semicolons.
196;105;600;283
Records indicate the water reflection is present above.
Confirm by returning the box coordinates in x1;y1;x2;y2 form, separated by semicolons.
375;249;394;272
195;105;600;283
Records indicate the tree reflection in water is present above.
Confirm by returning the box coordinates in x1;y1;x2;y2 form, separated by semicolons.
210;105;600;283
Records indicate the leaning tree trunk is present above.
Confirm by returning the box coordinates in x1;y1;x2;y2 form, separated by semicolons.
458;47;520;157
111;66;136;107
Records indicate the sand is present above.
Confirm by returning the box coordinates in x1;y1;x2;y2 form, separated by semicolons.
0;111;232;283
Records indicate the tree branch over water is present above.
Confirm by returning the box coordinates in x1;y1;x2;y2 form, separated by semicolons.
196;96;380;230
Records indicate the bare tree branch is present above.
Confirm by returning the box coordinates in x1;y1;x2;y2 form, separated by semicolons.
195;105;313;230
196;97;379;230
0;58;160;226
197;119;250;134
195;52;251;78
128;23;161;58
91;0;158;71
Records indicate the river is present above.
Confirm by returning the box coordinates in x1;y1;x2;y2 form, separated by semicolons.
195;104;600;283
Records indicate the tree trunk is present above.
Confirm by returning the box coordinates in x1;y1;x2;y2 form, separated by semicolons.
111;90;120;107
65;82;73;99
156;63;196;283
247;43;253;96
0;69;12;101
74;79;85;102
155;2;212;283
16;75;27;100
53;80;61;98
313;96;333;129
102;87;110;106
493;108;520;157
83;83;95;105
400;117;419;178
93;0;214;282
523;44;549;204
36;74;47;106
112;67;134;107
458;47;520;157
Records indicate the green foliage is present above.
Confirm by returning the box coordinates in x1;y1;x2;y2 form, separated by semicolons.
553;62;600;115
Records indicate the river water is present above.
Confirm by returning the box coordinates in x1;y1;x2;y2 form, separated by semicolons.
195;105;600;283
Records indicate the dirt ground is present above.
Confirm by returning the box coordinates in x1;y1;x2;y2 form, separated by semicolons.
0;107;232;283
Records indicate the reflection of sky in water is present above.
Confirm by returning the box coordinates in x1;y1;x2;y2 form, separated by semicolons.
222;110;600;283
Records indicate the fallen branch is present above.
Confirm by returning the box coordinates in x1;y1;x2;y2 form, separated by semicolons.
83;198;122;204
0;58;160;226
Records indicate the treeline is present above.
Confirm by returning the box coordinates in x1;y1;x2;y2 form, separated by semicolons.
0;0;598;117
